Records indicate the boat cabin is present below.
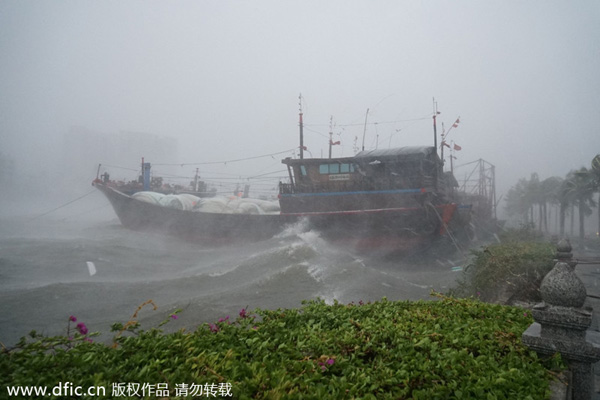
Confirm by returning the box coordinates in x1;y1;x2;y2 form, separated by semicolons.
279;146;450;214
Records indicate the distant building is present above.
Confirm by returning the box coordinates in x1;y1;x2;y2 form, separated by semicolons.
62;126;179;180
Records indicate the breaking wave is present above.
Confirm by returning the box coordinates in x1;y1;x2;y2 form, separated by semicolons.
0;216;461;346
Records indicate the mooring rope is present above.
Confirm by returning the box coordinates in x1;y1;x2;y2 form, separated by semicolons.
28;189;97;221
429;203;463;255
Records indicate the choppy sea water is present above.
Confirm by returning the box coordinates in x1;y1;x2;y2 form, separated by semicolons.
0;204;466;347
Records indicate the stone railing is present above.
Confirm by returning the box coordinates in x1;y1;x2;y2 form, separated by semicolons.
522;239;600;399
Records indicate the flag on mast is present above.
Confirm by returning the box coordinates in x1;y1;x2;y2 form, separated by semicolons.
454;143;462;151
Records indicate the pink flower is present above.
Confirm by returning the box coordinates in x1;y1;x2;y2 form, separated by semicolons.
170;314;178;320
69;316;77;322
208;323;219;333
76;322;88;335
239;308;248;319
327;358;335;365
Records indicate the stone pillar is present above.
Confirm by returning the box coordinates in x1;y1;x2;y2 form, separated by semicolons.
522;239;600;400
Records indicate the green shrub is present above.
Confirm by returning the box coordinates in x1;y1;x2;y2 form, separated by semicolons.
497;223;545;243
1;296;556;399
450;239;555;303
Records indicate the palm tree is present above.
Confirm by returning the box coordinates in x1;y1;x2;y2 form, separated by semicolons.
540;176;563;234
557;178;573;237
562;168;597;247
505;177;532;223
527;173;542;231
590;154;600;237
505;174;562;231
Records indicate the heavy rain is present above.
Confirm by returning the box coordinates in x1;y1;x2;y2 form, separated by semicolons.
1;1;599;397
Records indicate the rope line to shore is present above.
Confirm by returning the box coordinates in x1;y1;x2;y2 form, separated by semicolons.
28;189;97;221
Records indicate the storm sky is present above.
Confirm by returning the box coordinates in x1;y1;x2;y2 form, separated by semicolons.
1;1;599;202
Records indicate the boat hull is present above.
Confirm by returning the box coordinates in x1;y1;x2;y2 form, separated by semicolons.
94;183;470;251
94;183;296;244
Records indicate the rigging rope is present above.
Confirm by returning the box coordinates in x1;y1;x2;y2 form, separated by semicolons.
28;189;97;221
152;148;297;167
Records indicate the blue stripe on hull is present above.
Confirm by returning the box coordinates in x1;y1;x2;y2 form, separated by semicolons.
280;188;425;198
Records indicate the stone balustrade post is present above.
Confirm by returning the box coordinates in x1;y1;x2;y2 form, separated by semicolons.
522;239;600;399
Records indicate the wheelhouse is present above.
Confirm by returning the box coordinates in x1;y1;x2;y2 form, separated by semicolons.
279;146;449;214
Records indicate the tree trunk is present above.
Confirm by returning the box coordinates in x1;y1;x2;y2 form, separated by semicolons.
579;197;585;248
559;202;566;237
570;204;575;236
543;202;548;233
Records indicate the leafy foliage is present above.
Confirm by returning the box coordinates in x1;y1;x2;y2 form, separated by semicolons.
451;234;555;303
1;296;556;399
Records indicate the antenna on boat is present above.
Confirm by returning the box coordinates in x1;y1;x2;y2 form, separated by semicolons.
361;108;369;151
432;98;440;155
194;168;199;192
432;98;441;193
440;122;446;167
329;115;333;159
299;93;304;160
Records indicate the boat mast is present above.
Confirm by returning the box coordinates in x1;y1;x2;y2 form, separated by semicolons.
361;108;369;151
328;115;333;159
432;99;440;193
432;99;439;156
299;93;304;160
440;122;445;167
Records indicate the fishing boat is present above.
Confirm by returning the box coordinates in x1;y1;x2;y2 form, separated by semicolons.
94;146;474;251
278;146;472;251
94;103;486;252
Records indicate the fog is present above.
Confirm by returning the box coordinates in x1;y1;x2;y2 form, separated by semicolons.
1;1;599;217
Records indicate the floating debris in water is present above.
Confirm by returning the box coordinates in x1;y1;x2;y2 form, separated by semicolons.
86;261;96;276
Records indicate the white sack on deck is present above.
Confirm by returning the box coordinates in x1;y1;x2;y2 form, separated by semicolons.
192;196;280;214
176;194;201;210
159;194;184;209
193;197;229;213
132;192;280;214
239;198;281;213
235;202;263;215
132;191;165;204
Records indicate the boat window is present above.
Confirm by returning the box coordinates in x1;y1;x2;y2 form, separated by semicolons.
300;165;307;176
319;163;355;174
